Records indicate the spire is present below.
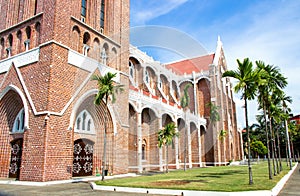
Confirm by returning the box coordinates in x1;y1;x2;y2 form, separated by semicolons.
217;35;222;47
213;36;223;65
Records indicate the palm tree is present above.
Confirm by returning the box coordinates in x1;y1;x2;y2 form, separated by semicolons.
255;61;288;178
91;72;124;181
158;122;179;173
180;83;192;171
222;58;257;185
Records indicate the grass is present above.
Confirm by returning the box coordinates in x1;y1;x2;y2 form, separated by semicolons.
95;161;293;192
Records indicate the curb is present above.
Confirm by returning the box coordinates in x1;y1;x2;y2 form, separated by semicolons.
271;162;298;196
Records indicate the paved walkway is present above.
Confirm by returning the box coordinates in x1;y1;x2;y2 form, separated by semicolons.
278;162;300;196
0;182;164;196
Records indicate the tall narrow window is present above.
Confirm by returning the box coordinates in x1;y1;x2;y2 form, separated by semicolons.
12;109;25;133
82;112;86;130
100;0;105;30
81;0;87;22
142;144;146;160
34;0;38;15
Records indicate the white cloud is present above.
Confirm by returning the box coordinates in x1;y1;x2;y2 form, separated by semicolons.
131;0;188;26
220;1;300;125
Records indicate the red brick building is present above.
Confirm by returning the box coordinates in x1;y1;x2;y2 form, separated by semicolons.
0;0;242;182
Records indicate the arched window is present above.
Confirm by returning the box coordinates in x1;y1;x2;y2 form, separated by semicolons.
145;70;149;84
83;32;90;56
81;0;87;22
12;109;25;133
129;61;134;79
101;47;107;65
158;77;162;89
24;26;31;51
142;139;147;160
7;34;13;57
75;110;95;134
17;30;22;53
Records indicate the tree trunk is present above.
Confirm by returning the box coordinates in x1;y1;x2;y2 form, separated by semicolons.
101;96;108;181
276;128;282;172
264;103;272;179
244;96;253;185
269;116;277;176
166;145;169;173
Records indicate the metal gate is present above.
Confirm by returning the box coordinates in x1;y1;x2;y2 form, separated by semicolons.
72;139;94;177
9;139;23;179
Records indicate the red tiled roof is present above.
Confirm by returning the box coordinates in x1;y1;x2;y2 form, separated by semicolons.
165;54;215;75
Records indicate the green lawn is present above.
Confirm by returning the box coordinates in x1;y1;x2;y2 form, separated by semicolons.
95;161;293;192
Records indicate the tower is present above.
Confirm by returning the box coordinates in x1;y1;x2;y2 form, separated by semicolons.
0;0;130;181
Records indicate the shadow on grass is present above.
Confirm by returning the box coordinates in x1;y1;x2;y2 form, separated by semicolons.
151;179;208;186
197;169;246;178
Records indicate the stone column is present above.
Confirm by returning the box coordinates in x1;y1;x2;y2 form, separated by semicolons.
137;112;142;173
198;128;202;167
175;126;179;169
187;123;192;168
158;117;163;171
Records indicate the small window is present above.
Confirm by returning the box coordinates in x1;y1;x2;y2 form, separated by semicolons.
145;70;149;84
158;78;162;89
142;139;147;160
142;144;146;160
129;61;134;78
81;0;87;21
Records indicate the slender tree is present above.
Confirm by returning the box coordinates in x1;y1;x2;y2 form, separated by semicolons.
180;83;192;171
158;122;179;173
91;72;123;181
222;58;257;185
255;61;288;178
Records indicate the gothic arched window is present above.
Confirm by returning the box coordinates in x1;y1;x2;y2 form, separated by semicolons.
12;109;25;133
75;110;95;134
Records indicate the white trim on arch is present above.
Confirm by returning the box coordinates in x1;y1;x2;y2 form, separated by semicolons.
69;89;117;135
0;84;30;129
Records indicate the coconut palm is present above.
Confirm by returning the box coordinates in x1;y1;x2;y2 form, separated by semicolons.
222;58;257;185
91;72;124;181
158;122;179;173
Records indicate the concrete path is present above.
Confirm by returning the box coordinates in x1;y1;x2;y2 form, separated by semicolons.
278;162;300;196
0;182;165;196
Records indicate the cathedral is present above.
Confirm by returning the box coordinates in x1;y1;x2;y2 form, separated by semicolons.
0;0;242;182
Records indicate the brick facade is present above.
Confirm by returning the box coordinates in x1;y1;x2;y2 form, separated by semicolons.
0;0;241;182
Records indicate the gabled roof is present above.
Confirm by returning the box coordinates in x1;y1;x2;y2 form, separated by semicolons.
165;54;215;75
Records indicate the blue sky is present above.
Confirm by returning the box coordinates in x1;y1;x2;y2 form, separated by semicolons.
130;0;300;127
